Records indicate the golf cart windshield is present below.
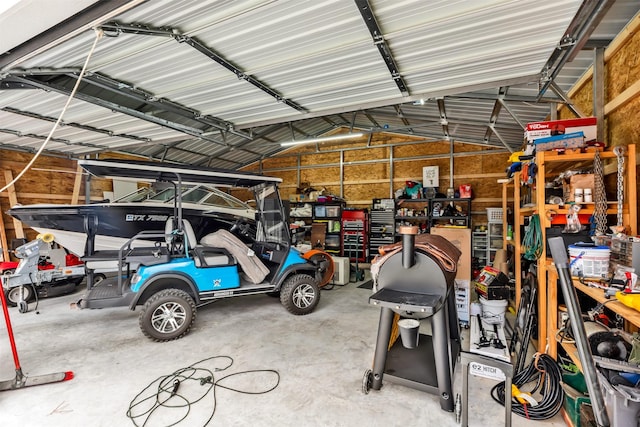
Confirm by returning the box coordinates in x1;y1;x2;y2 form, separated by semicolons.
254;184;289;246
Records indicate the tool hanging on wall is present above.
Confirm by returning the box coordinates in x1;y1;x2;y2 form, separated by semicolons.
593;149;608;235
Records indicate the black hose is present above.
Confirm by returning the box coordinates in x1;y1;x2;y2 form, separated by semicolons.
490;353;564;420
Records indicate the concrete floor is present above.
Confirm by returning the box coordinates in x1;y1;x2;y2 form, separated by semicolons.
1;273;566;427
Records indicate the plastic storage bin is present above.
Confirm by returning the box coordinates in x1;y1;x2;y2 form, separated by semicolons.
598;370;640;427
569;245;610;279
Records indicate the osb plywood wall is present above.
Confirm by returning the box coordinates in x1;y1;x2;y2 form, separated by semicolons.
559;13;640;230
243;134;510;226
560;14;640;148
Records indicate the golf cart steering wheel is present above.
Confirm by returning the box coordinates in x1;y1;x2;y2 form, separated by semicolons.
230;218;252;237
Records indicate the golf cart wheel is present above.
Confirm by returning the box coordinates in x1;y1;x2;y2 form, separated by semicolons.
5;285;35;307
280;274;320;315
139;289;196;341
362;369;373;394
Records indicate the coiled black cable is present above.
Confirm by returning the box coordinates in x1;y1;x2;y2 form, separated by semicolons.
490;353;564;420
127;355;280;426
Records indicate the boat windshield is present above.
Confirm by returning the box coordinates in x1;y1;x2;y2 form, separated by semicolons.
114;184;250;211
112;187;155;202
148;187;177;202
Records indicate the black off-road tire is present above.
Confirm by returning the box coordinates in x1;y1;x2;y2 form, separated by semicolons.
280;274;320;315
139;289;196;341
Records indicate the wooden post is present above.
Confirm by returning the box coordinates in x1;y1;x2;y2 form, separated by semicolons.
0;203;8;261
3;170;24;239
71;163;83;204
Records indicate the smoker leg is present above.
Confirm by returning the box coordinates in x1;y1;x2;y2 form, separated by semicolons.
371;307;394;390
447;288;461;342
432;308;454;411
444;296;459;381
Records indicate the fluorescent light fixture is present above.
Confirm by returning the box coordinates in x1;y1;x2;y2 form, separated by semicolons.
280;132;363;147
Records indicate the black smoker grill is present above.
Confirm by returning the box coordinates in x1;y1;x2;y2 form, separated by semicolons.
363;226;461;412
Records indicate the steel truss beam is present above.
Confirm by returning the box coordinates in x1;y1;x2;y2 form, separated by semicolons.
0;127;108;152
538;0;615;98
99;22;306;113
1;107;150;143
6;73;236;147
354;0;409;96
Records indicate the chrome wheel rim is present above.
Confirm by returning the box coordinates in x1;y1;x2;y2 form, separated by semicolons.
151;302;186;333
292;284;315;308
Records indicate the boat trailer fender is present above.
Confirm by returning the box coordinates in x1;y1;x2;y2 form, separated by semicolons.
128;272;199;309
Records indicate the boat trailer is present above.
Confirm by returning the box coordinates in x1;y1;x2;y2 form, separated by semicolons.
1;234;85;313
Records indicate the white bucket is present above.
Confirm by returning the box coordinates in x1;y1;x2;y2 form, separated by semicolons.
479;297;508;325
569;245;610;279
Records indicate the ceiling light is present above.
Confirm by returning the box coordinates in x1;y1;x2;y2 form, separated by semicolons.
280;132;363;147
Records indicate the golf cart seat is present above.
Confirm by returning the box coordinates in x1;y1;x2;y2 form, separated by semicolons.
165;218;235;267
165;217;198;253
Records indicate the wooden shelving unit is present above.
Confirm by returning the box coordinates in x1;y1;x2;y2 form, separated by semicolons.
547;265;640;367
513;145;637;354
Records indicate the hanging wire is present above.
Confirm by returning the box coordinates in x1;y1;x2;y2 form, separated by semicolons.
0;28;104;194
592;149;608;235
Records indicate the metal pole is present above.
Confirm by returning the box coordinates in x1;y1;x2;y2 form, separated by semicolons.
548;236;609;427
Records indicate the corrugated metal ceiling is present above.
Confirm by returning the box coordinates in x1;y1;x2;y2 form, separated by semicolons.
0;0;639;169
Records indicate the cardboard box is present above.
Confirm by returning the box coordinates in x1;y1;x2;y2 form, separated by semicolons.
534;131;586;152
525;117;597;143
430;227;471;281
564;173;594;202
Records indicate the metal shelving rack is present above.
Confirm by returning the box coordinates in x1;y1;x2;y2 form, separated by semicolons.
429;198;472;229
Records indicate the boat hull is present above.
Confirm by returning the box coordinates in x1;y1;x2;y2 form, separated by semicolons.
8;203;251;258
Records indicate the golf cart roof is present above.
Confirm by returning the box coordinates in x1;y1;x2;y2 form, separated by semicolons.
79;159;281;188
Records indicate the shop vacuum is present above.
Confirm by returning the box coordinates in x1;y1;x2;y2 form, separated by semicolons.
363;226;461;412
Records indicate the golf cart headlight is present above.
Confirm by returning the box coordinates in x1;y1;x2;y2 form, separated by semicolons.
131;273;141;285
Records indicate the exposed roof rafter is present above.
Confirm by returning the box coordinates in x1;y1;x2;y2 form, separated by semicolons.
1;106;150;143
354;0;409;96
5;73;234;147
100;22;307;113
